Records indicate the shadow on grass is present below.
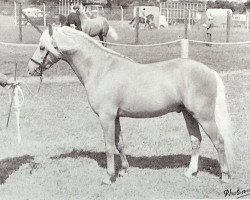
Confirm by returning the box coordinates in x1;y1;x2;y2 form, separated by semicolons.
51;149;221;177
0;155;34;184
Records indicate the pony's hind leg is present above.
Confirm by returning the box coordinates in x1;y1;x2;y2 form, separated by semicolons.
183;109;202;178
198;118;231;183
115;117;129;177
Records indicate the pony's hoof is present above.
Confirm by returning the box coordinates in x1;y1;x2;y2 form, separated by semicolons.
184;170;197;178
221;173;231;183
101;175;116;185
101;177;112;185
118;169;128;177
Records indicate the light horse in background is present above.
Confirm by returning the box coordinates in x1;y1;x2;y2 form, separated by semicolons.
28;25;233;185
129;14;155;29
78;6;118;47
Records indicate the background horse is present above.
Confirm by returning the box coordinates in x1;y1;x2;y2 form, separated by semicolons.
78;7;118;47
28;25;233;185
58;8;118;47
129;14;155;29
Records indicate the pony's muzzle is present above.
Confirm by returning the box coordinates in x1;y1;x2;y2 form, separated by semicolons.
27;61;41;76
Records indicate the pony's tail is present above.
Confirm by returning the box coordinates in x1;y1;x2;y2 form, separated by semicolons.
214;71;234;170
109;26;119;41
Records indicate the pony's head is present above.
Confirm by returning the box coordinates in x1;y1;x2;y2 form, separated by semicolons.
28;25;77;76
28;25;62;76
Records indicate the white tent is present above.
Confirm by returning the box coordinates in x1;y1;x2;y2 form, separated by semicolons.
206;9;232;27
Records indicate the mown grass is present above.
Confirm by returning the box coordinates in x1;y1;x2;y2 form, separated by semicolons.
0;15;249;199
0;73;248;199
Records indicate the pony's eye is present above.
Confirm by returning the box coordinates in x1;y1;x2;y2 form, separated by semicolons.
40;46;45;51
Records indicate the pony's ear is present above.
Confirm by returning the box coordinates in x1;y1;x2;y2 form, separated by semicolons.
48;24;53;36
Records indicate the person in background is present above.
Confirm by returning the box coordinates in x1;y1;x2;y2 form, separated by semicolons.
203;15;214;47
142;8;146;24
66;4;82;31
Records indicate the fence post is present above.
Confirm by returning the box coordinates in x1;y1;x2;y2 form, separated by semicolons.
43;3;46;27
121;6;124;28
14;1;17;26
68;0;70;15
188;9;191;29
184;9;188;39
246;10;250;32
18;2;22;42
135;7;139;44
226;11;231;42
166;8;169;28
59;0;61;14
159;2;161;15
181;39;189;58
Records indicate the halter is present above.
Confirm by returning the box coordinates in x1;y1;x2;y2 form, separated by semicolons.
30;50;50;92
30;50;50;76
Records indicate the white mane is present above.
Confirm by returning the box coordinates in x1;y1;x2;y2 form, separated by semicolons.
55;26;134;62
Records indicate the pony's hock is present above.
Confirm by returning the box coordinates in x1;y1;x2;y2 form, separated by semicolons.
28;25;233;184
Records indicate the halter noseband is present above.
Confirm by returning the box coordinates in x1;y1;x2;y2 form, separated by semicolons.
30;50;50;76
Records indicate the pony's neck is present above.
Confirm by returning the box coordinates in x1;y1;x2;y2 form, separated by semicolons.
63;41;118;87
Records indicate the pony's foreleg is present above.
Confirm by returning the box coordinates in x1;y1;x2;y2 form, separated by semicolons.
183;109;202;178
103;35;107;47
115;117;129;177
99;113;116;185
98;34;106;47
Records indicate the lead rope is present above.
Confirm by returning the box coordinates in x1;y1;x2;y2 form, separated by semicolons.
37;75;43;93
7;83;24;144
6;62;34;144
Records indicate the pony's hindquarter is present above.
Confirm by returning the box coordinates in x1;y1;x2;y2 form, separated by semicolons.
108;26;118;41
214;71;234;169
180;62;233;183
195;70;234;182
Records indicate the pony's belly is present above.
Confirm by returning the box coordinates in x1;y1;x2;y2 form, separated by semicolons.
118;95;181;118
117;80;182;118
118;104;180;118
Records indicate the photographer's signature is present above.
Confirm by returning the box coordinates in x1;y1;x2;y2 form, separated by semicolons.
224;188;250;199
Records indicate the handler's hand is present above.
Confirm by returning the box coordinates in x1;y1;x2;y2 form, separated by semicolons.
6;79;20;86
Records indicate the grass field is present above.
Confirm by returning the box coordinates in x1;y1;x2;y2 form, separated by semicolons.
0;15;250;199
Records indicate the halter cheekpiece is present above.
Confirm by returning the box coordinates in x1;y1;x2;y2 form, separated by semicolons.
30;50;50;76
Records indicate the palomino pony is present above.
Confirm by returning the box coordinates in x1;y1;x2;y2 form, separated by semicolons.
28;25;233;185
78;7;118;47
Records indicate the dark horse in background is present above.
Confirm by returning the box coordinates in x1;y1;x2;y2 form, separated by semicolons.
129;14;155;29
